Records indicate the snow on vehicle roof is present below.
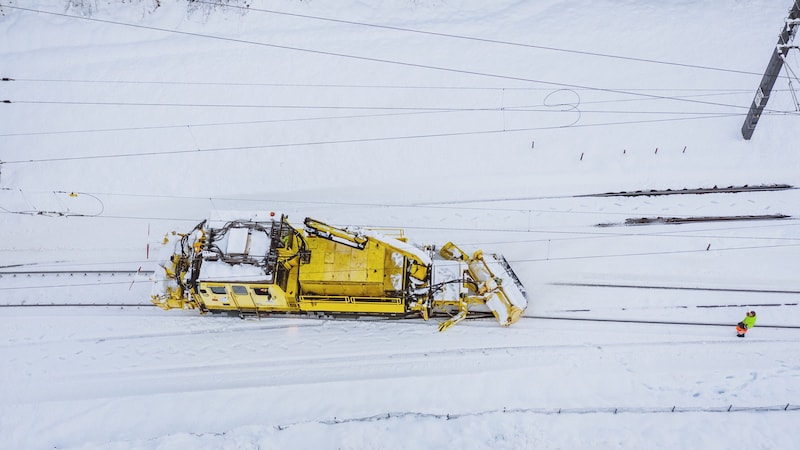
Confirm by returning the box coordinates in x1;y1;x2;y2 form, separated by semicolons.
199;260;269;282
361;229;433;266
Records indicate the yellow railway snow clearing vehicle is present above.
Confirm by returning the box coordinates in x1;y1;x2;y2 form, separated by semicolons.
151;213;527;331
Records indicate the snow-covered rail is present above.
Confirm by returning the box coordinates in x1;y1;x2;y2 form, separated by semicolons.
0;269;154;307
552;281;800;295
0;269;153;276
525;315;800;330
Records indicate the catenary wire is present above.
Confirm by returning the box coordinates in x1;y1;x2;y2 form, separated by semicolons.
3;78;766;91
0;5;774;112
0;110;445;137
1;238;799;292
1;207;798;249
7;77;790;111
2;8;798;259
0;112;746;164
2;186;799;234
190;0;784;79
0;93;765;138
4;185;799;218
2;7;794;154
7;99;766;116
4;5;796;134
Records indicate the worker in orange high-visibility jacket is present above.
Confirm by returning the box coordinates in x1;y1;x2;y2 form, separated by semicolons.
736;311;757;338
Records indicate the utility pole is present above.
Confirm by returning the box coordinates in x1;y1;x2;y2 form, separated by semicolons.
741;1;800;140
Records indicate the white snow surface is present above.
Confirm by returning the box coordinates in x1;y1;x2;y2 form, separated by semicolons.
1;0;800;448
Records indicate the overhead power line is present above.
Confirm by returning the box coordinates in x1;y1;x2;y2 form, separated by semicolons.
0;88;773;138
1;185;797;242
1;78;769;92
0;239;796;280
0;113;744;164
0;110;445;137
4;99;760;116
8;100;504;111
0;92;773;139
0;5;770;112
192;0;777;79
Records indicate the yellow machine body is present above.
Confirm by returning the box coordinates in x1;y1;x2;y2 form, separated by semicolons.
151;214;527;330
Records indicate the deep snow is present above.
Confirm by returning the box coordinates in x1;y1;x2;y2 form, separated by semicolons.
1;0;799;448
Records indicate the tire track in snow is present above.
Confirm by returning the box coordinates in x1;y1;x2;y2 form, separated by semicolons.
10;334;797;404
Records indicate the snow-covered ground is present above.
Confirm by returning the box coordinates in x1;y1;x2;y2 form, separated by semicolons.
1;0;799;448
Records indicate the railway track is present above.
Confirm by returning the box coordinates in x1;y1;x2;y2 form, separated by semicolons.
552;281;800;295
0;269;155;307
0;269;154;277
2;270;798;329
3;299;799;330
0;303;152;307
526;315;800;330
0;268;155;289
582;183;795;197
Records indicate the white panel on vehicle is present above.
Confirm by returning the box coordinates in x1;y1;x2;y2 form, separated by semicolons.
226;228;250;254
249;232;270;257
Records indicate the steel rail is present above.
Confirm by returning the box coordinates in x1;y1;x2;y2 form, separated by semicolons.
526;315;800;329
0;270;154;275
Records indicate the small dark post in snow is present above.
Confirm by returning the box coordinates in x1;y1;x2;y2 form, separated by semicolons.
580;152;584;160
531;140;535;149
741;1;800;140
683;146;687;153
654;147;658;154
707;243;711;251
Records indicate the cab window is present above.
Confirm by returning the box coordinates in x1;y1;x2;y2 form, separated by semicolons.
232;285;248;295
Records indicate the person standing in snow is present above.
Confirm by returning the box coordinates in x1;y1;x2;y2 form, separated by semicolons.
736;311;757;337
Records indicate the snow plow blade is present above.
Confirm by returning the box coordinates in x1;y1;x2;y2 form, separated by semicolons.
437;242;528;329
